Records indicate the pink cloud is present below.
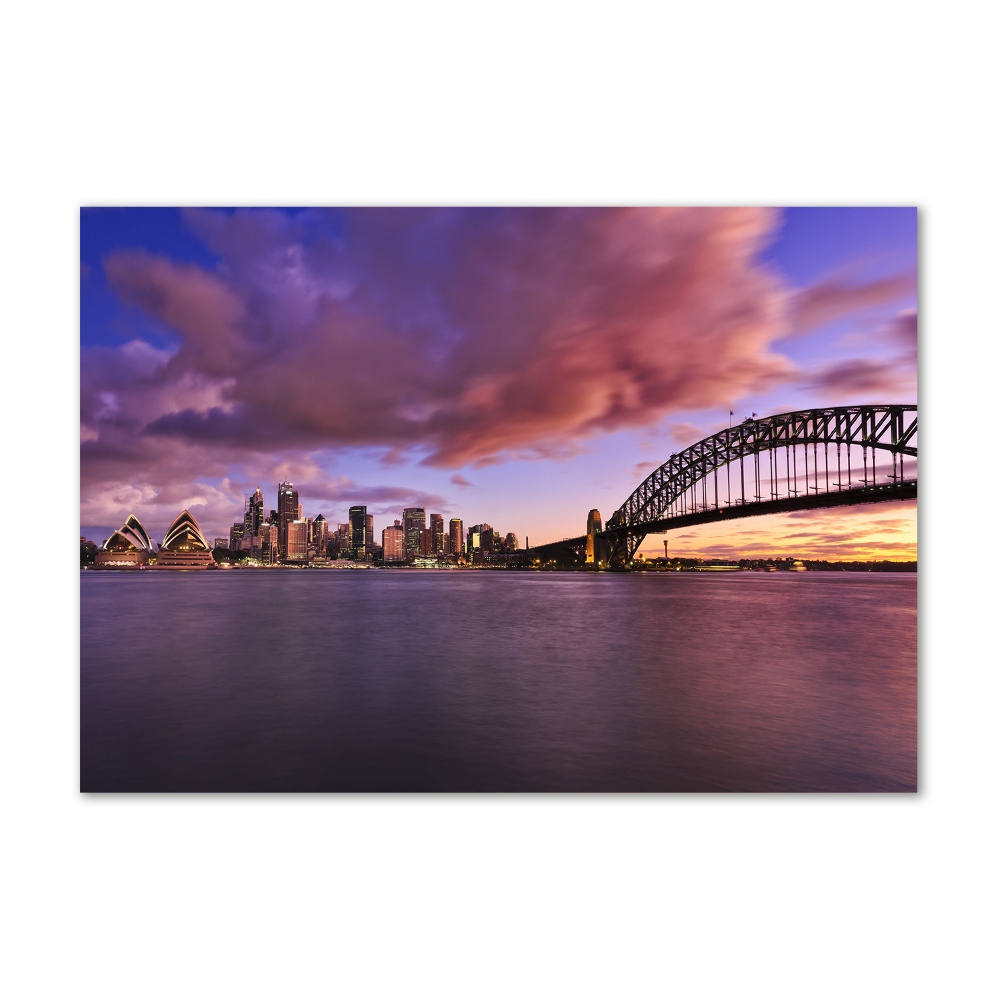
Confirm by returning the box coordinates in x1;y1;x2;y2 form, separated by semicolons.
788;270;916;336
93;208;797;472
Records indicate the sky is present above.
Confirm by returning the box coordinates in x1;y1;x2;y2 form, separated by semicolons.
80;207;917;559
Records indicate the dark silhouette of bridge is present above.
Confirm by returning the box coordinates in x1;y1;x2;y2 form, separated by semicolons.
528;405;917;569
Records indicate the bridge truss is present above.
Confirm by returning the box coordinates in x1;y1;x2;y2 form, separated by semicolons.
528;406;918;568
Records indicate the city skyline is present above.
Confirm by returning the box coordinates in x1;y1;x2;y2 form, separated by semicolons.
81;208;917;560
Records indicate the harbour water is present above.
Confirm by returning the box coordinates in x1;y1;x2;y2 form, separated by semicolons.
80;570;917;792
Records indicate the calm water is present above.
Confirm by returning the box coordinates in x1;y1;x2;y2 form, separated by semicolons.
80;570;917;792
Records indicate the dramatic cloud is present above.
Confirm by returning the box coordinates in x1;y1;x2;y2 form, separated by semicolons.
92;208;797;473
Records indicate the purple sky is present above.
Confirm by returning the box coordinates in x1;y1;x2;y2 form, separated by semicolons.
81;207;917;557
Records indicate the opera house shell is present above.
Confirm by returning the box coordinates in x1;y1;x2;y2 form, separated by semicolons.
154;509;215;569
94;513;154;568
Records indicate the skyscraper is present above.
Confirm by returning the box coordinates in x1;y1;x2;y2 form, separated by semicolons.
312;514;328;550
286;520;308;561
349;505;367;559
365;513;374;554
382;524;404;562
403;507;425;559
449;519;463;555
430;513;444;552
245;487;264;535
277;482;298;559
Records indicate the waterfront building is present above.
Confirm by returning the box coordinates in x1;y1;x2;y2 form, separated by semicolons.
214;537;228;550
262;523;279;564
420;528;434;556
505;532;519;551
382;524;404;562
95;513;154;568
586;509;602;564
365;514;374;554
245;488;265;535
312;514;328;550
403;507;425;558
468;523;494;553
286;520;309;561
450;519;463;555
349;505;367;559
430;513;444;552
277;482;298;559
229;523;244;550
155;509;214;569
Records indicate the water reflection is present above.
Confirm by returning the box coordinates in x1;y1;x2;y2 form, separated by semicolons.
81;571;917;791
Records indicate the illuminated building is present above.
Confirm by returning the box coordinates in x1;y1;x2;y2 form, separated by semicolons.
404;507;425;558
229;523;244;550
286;520;309;561
420;528;434;555
155;509;214;569
277;482;298;558
262;523;279;564
505;532;519;551
214;537;228;550
468;523;494;553
430;513;444;552
450;519;463;555
312;514;328;550
365;513;374;553
94;513;154;568
245;488;264;535
382;524;404;562
349;505;367;559
586;509;601;564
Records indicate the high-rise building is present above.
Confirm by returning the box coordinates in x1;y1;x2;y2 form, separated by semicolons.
313;514;328;550
382;524;404;562
298;503;303;520
286;520;309;561
365;514;374;554
244;488;264;535
349;505;367;559
430;513;444;552
262;523;279;564
214;537;228;550
468;523;493;553
419;528;434;555
403;507;425;558
277;482;298;559
505;532;519;551
449;519;463;555
229;523;245;550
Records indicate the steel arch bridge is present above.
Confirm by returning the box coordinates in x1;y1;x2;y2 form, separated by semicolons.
530;405;917;569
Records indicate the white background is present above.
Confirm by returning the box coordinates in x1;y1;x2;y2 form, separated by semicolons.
2;1;997;996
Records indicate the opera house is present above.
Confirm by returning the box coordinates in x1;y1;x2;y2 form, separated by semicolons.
94;513;154;567
94;509;215;569
153;509;215;569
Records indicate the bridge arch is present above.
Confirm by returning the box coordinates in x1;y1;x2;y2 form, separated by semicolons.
602;405;917;566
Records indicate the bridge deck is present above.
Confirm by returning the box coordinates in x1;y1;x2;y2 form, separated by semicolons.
528;480;916;555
